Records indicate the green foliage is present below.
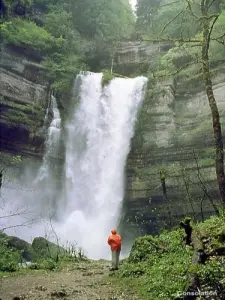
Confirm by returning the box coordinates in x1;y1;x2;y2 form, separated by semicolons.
0;235;20;272
196;214;225;237
137;0;199;39
101;70;115;87
119;229;192;299
0;232;85;274
129;235;163;263
39;258;57;270
43;53;86;94
136;0;162;34
0;18;63;53
0;97;45;128
72;0;134;41
10;155;22;165
199;259;225;283
137;0;225;81
1;0;135;95
119;262;148;278
118;215;225;299
210;10;225;63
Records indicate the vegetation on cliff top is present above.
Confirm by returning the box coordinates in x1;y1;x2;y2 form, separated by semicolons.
0;0;134;94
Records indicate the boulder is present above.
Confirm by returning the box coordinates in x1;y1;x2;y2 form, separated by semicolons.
32;237;65;261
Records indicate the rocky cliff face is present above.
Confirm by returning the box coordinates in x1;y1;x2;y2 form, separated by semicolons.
0;45;51;157
118;42;225;237
1;41;224;240
114;40;172;76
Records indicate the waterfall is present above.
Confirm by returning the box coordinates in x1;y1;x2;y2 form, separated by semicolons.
35;96;62;217
0;96;62;234
36;96;61;182
1;73;147;260
55;72;147;259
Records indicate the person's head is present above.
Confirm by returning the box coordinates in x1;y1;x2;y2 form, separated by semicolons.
111;229;117;235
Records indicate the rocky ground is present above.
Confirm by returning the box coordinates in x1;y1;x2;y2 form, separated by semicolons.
0;260;141;300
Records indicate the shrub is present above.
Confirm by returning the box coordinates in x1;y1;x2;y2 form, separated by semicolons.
0;18;64;53
39;258;57;271
0;238;21;272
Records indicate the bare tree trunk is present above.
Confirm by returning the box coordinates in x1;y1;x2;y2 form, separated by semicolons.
201;2;225;204
159;170;172;225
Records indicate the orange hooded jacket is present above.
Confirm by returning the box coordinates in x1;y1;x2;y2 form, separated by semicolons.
107;229;122;251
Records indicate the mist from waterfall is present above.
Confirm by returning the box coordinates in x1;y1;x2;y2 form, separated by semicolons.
1;73;147;260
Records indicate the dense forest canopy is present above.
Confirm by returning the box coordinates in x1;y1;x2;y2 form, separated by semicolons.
0;0;134;94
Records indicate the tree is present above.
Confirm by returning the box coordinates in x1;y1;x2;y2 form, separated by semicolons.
139;0;225;204
70;0;135;70
200;0;225;203
136;0;162;34
71;0;134;40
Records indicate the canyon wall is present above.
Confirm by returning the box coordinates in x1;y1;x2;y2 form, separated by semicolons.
0;44;51;158
1;41;225;239
116;42;225;236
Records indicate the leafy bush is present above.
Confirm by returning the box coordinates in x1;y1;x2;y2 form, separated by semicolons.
129;235;161;263
101;70;115;87
198;259;225;286
39;258;57;271
118;228;192;299
0;237;21;272
1;18;64;53
43;53;85;94
120;262;148;278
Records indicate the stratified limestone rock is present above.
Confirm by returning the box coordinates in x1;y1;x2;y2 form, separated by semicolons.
122;66;225;237
0;44;52;157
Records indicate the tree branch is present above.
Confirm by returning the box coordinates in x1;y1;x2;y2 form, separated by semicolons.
192;149;219;215
206;15;219;52
212;33;225;43
153;60;201;79
207;0;216;9
161;7;187;35
0;222;30;232
160;0;181;7
185;0;199;19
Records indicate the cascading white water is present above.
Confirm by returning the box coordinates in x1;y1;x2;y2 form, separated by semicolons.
34;96;62;216
36;96;61;183
1;73;147;260
0;96;62;232
55;72;147;259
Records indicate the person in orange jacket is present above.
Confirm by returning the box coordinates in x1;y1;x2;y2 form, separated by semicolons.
107;229;122;270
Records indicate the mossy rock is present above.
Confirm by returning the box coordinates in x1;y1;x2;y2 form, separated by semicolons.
4;235;37;261
32;237;65;261
0;96;45;129
0;233;38;262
